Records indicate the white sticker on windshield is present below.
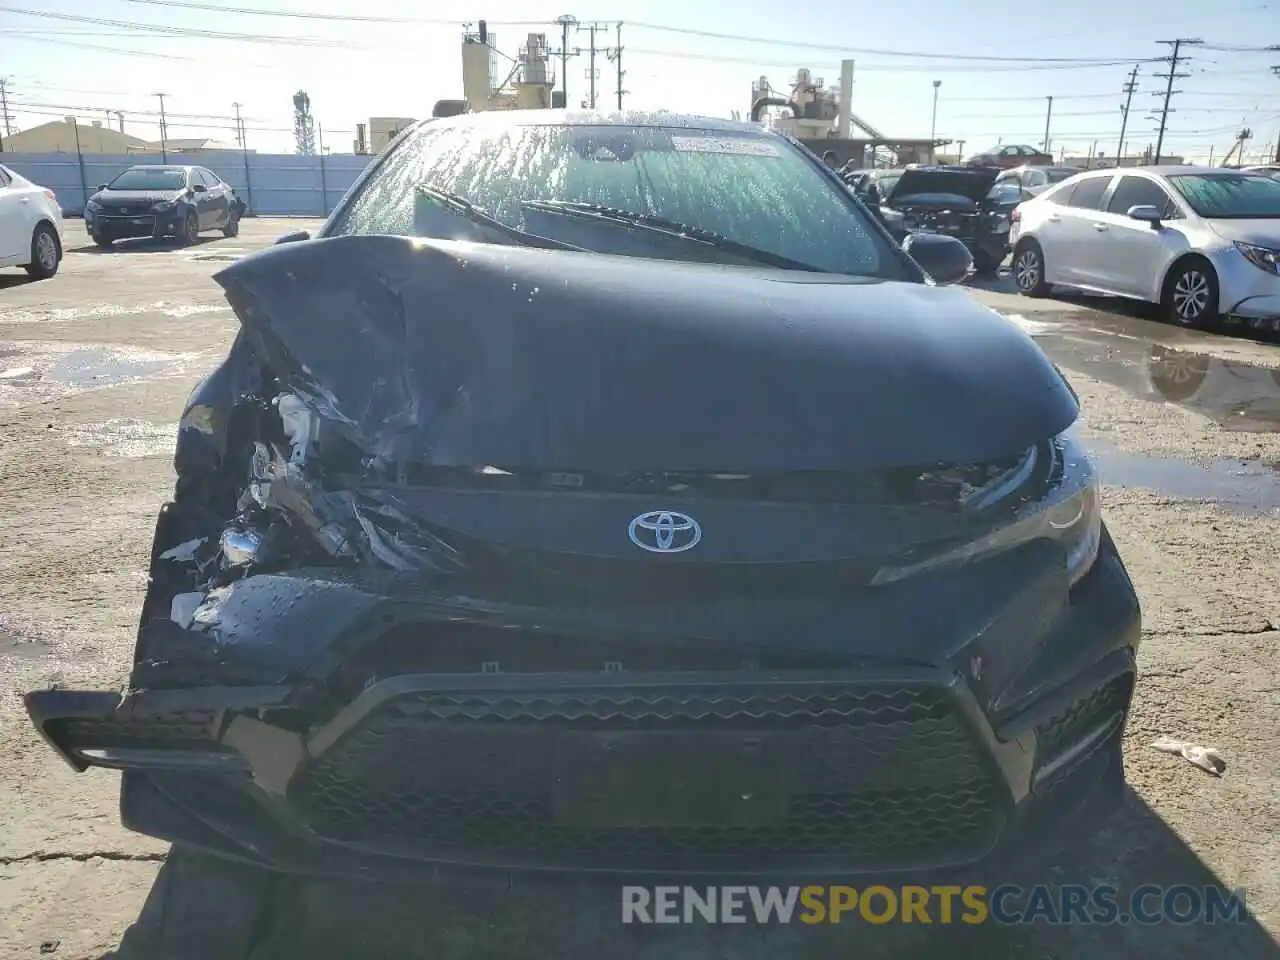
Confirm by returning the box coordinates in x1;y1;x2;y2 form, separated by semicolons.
670;136;781;157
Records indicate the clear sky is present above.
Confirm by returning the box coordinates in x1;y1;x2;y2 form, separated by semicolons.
1;0;1276;163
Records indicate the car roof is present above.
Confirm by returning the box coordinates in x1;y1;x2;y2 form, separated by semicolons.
1085;165;1261;178
421;109;777;136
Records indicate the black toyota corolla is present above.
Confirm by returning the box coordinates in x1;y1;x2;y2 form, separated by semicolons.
83;164;242;247
27;111;1140;887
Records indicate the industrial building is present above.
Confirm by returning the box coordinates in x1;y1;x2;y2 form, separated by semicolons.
754;63;947;168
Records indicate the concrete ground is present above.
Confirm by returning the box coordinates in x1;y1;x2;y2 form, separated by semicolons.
0;220;1277;958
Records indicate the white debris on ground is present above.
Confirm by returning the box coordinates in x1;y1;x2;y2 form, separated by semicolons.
1150;737;1227;776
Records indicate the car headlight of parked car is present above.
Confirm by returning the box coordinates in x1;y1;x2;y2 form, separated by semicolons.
152;198;178;212
1235;241;1279;276
85;199;102;213
872;430;1102;587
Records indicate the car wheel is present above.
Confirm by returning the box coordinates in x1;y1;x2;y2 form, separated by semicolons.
24;222;61;280
222;213;240;238
182;210;200;246
1164;258;1219;329
1012;239;1050;297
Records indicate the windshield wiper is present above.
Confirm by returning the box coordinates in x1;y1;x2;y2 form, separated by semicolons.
416;186;585;252
519;200;828;273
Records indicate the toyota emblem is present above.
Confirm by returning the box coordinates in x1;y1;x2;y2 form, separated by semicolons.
627;510;702;554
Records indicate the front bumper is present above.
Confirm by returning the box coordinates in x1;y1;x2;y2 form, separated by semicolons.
86;206;187;241
1218;248;1280;322
26;531;1141;884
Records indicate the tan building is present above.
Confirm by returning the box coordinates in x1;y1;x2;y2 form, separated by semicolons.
369;117;416;154
1;118;149;154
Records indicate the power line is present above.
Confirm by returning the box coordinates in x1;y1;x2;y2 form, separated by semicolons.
118;0;548;26
0;6;355;47
6;98;253;121
625;20;1158;64
1152;38;1202;164
625;46;1154;74
1;4;1160;68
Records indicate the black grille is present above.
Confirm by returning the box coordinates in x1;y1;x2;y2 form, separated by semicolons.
291;682;1005;868
1036;673;1134;763
55;710;220;752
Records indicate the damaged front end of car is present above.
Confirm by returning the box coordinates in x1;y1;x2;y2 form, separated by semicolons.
26;235;1141;882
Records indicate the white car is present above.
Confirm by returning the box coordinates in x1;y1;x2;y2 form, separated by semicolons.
1008;166;1280;329
0;164;64;281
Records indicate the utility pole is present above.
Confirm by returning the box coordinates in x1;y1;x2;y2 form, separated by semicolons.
584;22;599;109
605;22;625;110
929;80;941;163
956;139;965;162
1273;66;1280;161
1043;96;1053;153
233;102;244;147
155;92;169;161
0;77;13;140
1152;39;1201;164
552;14;578;108
1117;65;1139;167
113;111;124;134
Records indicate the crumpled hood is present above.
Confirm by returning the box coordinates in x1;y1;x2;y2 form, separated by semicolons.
889;167;1001;206
1207;218;1280;246
213;235;1076;473
94;189;183;205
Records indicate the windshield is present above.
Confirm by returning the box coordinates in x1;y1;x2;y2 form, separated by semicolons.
108;168;187;191
328;121;907;279
1168;173;1280;219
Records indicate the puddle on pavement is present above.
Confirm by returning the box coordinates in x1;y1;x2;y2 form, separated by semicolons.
1012;315;1280;511
63;419;178;458
1023;315;1280;432
0;302;229;324
1088;443;1280;513
0;343;192;405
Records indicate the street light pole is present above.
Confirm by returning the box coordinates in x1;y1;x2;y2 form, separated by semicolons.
929;80;941;163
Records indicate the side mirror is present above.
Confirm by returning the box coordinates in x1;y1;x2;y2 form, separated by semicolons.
275;230;311;245
191;183;207;193
902;232;973;285
97;183;108;192
1127;204;1162;226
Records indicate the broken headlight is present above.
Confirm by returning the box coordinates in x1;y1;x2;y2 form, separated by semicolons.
872;430;1101;587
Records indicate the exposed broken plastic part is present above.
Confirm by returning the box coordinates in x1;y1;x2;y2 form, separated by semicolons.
219;526;265;567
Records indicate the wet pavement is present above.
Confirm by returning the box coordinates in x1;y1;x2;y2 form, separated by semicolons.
965;274;1280;513
0;342;194;405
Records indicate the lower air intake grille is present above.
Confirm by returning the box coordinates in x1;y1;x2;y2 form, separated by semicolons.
55;710;220;752
291;680;1006;870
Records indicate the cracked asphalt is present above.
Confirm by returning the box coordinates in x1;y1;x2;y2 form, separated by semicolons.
1;221;1278;958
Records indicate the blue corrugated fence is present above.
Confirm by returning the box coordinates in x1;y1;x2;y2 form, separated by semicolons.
0;150;373;218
